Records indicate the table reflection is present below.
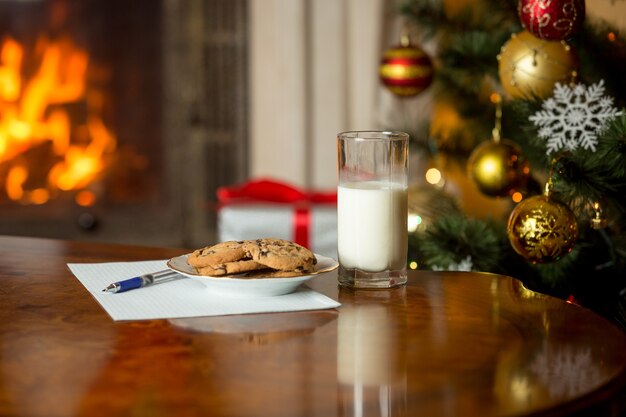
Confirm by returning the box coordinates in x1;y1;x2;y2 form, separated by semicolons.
337;288;408;417
494;279;610;412
530;343;604;398
1;312;114;417
171;311;339;416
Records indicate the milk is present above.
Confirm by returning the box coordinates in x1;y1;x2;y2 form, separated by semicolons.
337;181;408;272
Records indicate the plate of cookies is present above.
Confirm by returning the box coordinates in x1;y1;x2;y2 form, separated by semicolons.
166;238;338;297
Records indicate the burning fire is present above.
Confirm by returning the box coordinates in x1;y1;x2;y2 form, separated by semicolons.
0;35;116;206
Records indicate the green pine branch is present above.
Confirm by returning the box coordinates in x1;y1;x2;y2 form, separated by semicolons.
552;115;626;219
573;20;626;104
409;214;506;272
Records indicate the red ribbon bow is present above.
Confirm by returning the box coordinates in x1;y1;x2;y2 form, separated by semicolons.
217;179;337;249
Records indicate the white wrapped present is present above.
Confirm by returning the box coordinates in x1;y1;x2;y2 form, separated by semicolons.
217;179;337;258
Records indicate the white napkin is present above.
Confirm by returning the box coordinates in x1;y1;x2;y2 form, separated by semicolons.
67;260;340;321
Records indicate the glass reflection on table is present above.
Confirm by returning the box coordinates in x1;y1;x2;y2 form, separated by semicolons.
337;288;408;417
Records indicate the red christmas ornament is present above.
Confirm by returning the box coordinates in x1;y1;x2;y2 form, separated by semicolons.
379;38;433;98
518;0;585;41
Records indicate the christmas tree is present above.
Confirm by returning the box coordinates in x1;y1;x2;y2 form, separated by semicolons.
385;0;626;327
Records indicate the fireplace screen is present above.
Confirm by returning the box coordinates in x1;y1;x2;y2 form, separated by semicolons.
0;0;248;247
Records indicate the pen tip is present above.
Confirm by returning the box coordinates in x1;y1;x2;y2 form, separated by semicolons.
102;284;118;293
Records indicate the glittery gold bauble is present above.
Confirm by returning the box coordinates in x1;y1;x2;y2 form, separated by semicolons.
507;194;578;263
468;139;530;197
497;30;577;99
379;44;434;97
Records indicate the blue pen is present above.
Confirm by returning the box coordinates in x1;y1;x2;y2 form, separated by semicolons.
102;270;180;293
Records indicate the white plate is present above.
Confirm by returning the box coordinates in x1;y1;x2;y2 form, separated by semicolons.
166;253;338;297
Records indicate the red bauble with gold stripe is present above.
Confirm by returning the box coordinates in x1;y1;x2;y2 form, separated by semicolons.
518;0;585;41
379;44;434;97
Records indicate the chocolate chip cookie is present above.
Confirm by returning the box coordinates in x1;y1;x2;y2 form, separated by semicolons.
187;240;247;268
243;268;307;278
243;238;317;272
196;259;265;276
186;238;318;278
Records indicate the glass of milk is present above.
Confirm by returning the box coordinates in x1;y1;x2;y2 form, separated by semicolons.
337;131;408;288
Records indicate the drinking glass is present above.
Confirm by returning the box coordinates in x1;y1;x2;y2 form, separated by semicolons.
337;131;409;289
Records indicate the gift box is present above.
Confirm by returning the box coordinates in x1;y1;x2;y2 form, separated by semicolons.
217;179;338;258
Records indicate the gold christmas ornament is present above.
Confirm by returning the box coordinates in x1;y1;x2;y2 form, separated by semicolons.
497;30;578;100
507;180;578;263
468;94;530;197
468;139;529;197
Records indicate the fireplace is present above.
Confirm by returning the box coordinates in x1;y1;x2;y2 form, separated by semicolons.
0;0;248;248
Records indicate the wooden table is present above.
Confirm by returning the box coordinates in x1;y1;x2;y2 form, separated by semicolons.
1;235;626;417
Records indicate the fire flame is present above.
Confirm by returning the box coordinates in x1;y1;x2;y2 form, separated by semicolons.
0;35;116;205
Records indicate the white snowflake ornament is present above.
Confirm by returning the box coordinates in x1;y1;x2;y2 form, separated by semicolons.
529;80;623;155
